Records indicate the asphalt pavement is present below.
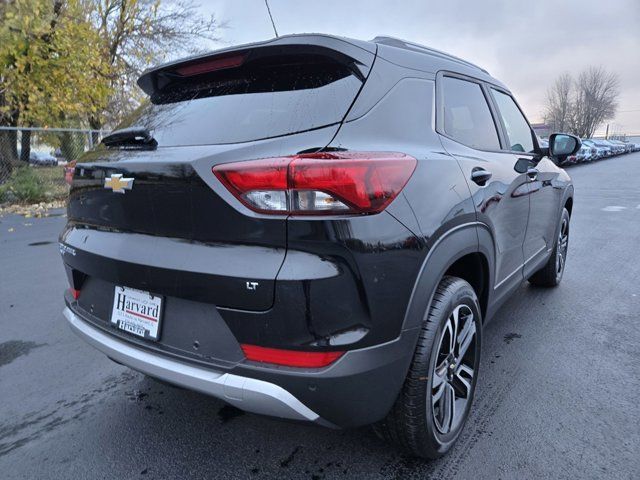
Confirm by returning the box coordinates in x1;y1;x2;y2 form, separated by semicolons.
1;153;639;479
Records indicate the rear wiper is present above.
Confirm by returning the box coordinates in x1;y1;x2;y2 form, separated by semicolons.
101;127;158;150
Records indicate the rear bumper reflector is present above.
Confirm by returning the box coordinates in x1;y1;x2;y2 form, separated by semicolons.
241;344;344;368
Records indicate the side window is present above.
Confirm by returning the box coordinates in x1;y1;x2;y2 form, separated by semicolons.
441;76;500;151
490;89;535;153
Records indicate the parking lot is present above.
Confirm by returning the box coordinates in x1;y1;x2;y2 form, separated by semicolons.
1;153;639;479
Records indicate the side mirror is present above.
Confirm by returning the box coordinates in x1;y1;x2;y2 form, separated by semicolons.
549;133;581;163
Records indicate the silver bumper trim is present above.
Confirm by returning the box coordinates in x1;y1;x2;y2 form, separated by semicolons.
63;307;320;423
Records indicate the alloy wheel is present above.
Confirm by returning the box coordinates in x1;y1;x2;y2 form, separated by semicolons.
431;304;477;435
556;217;569;277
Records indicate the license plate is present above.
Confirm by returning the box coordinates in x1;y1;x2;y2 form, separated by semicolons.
111;286;163;340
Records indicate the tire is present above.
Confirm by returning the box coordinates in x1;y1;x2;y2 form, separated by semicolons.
528;207;570;287
373;276;482;459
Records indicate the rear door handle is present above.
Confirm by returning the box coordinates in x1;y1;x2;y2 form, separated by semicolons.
527;168;539;181
471;168;492;186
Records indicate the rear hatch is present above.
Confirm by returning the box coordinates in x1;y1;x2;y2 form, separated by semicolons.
62;36;375;311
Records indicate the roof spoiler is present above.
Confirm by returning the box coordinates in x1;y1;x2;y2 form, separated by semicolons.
137;34;377;97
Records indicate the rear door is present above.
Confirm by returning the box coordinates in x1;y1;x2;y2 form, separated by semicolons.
436;74;529;295
62;39;374;311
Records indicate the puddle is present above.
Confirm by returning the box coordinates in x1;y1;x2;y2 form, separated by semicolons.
0;340;44;368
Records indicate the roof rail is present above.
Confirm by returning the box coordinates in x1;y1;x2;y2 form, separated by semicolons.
370;36;489;75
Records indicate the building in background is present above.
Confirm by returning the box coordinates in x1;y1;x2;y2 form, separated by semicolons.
531;123;551;139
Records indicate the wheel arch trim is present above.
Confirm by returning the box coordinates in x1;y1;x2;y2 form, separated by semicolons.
562;186;574;216
401;221;495;332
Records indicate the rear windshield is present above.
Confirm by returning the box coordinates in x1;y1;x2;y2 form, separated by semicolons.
118;55;362;146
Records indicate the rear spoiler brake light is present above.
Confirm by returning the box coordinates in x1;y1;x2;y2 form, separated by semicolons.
175;54;246;77
137;36;375;96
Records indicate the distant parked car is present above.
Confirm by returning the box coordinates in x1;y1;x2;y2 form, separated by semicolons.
563;154;577;165
581;140;605;159
601;140;625;155
609;139;632;153
576;144;594;162
587;139;614;157
561;142;589;164
54;147;68;163
29;150;58;166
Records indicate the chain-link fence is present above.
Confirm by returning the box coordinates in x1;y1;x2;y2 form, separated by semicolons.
0;126;106;205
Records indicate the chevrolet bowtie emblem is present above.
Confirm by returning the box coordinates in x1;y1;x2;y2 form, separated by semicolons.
104;174;134;193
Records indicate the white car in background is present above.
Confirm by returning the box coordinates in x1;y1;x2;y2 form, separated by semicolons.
582;140;607;159
576;144;594;162
29;150;58;166
609;139;633;153
600;140;625;155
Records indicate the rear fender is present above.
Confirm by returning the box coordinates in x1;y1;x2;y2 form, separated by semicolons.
401;222;495;332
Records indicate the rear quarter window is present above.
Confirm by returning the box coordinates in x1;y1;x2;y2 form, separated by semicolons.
440;76;500;151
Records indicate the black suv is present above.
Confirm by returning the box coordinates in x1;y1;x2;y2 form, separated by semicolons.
60;34;579;458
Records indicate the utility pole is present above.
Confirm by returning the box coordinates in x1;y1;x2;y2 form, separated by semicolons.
605;124;609;139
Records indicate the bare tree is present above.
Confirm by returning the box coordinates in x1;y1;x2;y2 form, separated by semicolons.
544;67;619;139
570;67;619;138
544;73;573;133
88;0;225;130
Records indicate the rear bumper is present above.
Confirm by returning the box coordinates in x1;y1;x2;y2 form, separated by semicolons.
64;306;419;428
64;307;328;425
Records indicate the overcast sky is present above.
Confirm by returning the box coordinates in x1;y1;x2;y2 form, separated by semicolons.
199;0;640;136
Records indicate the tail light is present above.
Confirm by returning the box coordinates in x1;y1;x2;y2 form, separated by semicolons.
241;344;344;368
213;151;417;215
69;288;81;300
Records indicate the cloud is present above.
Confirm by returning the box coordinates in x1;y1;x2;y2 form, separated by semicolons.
200;0;640;134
